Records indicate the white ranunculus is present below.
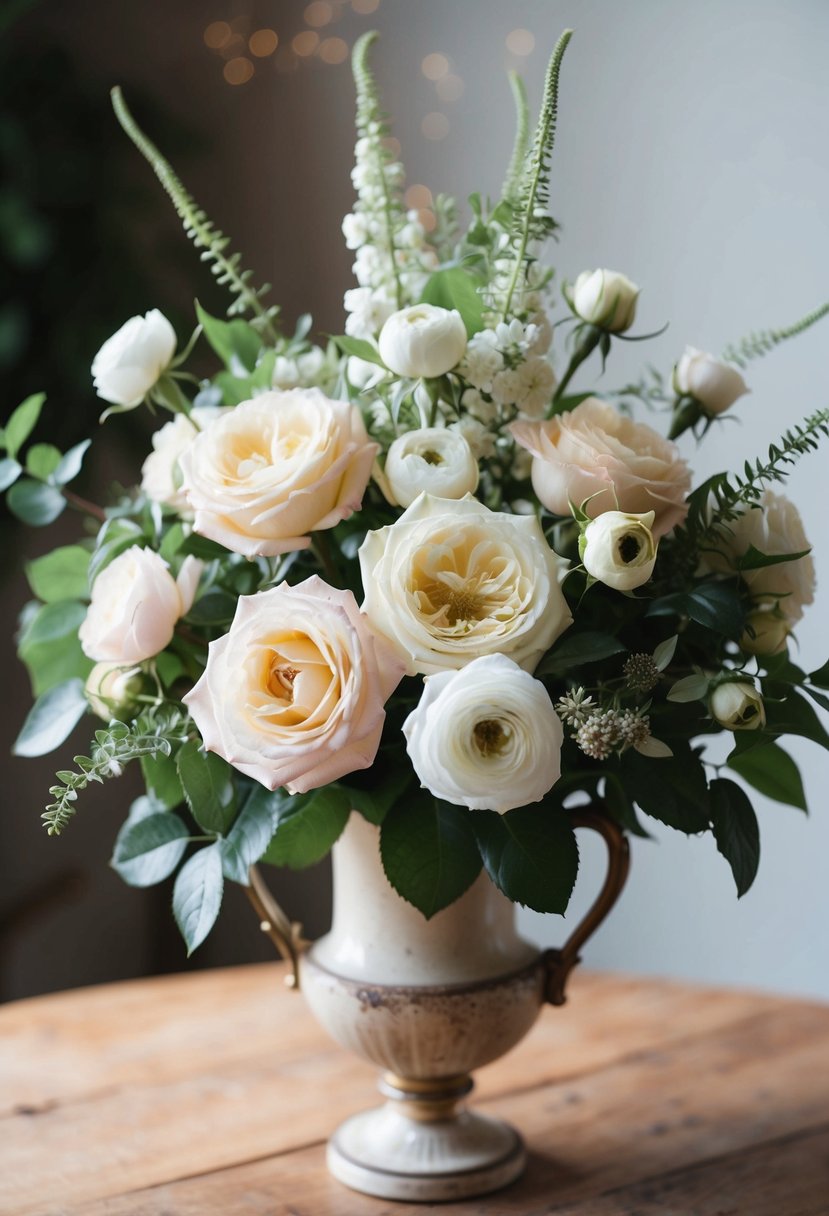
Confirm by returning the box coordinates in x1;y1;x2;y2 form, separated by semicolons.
140;406;224;510
178;389;378;557
403;653;563;813
673;347;749;415
378;304;468;378
92;310;177;408
572;269;640;333
581;510;658;591
84;662;144;721
183;576;405;794
709;681;766;731
79;547;202;664
383;427;479;508
359;493;572;676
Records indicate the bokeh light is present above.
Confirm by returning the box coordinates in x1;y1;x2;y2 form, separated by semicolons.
506;28;535;56
305;1;334;26
421;53;449;81
292;30;320;56
249;29;279;58
223;57;255;85
421;112;449;141
351;0;380;12
405;184;433;209
436;73;464;102
204;21;232;50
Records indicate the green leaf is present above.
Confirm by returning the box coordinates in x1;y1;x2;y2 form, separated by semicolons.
18;600;91;695
804;686;829;713
709;778;761;897
213;370;253;406
141;751;184;810
341;763;415;826
220;784;284;884
25;546;91;604
535;631;626;677
176;740;238;835
7;478;65;526
333;334;386;366
604;774;652;838
4;392;45;459
53;439;92;486
420;266;485;337
652;635;677;671
25;443;62;480
263;785;351;869
195;302;261;373
808;658;829;690
726;742;807;811
736;543;812;571
666;673;710;703
648;581;744;639
0;456;22;491
763;690;829;750
111;810;190;887
381;795;482;918
185;589;238;626
88;518;144;584
473;806;578;914
622;749;710;833
173;843;224;954
13;678;88;757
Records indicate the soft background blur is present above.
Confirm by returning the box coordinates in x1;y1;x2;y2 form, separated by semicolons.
2;0;828;1002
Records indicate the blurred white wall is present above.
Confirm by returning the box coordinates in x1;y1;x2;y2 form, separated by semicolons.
372;0;829;998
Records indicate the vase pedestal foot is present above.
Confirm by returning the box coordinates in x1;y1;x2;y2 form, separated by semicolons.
326;1072;526;1201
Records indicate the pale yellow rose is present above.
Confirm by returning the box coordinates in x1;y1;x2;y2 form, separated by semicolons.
140;406;224;510
178;389;378;557
511;397;691;539
183;576;405;794
359;493;572;676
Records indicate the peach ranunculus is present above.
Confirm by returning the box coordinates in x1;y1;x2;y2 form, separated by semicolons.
178;388;379;557
511;397;691;538
79;547;202;664
359;493;572;676
183;576;406;794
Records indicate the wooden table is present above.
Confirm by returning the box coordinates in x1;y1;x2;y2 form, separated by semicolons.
2;964;829;1215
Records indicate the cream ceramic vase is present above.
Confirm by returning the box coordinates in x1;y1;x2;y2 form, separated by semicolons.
248;805;628;1203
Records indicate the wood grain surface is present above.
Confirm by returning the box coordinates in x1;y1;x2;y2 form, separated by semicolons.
2;964;828;1215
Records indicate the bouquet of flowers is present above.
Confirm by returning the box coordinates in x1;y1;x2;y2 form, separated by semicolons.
6;31;829;954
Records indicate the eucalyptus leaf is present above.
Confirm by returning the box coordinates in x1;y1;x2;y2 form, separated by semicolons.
4;392;45;459
25;442;62;480
13;678;88;757
0;456;22;491
709;778;761;897
381;795;482;918
111;811;190;887
473;806;578;914
7;478;65;526
53;439;92;486
727;742;807;811
173;843;224;955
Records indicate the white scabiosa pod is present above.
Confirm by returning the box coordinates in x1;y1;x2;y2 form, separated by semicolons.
581;510;658;591
378;304;468;378
383;427;479;508
92;309;177;407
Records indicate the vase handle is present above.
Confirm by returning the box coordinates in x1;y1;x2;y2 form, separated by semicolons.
543;805;630;1006
244;865;308;991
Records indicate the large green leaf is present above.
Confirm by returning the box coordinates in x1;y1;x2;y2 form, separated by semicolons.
420;266;485;337
263;785;351;869
111;810;190;887
727;742;807;811
221;785;285;884
736;543;812;571
473;806;578;914
808;658;829;690
381;795;482;918
25;546;91;604
604;774;652;838
333;335;386;366
648;580;744;639
341;763;415;826
173;843;224;955
141;751;184;810
13;678;88;757
709;778;761;897
18;600;92;696
763;690;829;751
621;749;710;833
195;302;261;373
176;740;238;835
535;631;626;677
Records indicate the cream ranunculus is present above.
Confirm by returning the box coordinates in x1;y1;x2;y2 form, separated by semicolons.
359;493;572;676
92;310;177;408
511;397;691;539
178;388;378;557
84;662;144;720
382;427;479;508
709;680;766;731
581;510;657;591
403;653;563;813
571;269;640;333
140;406;224;510
673;347;749;416
183;576;406;793
79;547;202;664
378;304;467;378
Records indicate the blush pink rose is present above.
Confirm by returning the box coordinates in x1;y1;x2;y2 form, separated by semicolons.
511;397;691;538
183;576;406;794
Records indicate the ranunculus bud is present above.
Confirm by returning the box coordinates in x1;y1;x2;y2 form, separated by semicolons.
85;662;144;721
581;510;657;591
709;681;766;731
92;310;177;408
571;269;640;333
740;610;790;656
382;427;479;508
673;347;749;416
378;304;467;378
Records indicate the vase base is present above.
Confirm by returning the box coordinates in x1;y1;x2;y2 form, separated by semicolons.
327;1103;526;1201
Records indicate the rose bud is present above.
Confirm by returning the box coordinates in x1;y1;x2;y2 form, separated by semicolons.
92;309;177;408
378;304;468;378
571;269;640;333
673;347;749;416
709;681;766;731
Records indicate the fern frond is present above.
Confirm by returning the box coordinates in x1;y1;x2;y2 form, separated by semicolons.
111;88;277;338
501;71;530;206
722;300;829;369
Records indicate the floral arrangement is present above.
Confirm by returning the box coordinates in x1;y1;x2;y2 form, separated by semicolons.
6;31;829;953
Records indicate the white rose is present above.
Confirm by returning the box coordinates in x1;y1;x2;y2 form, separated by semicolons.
741;609;790;656
403;653;563;813
92;309;177;407
581;510;657;591
79;547;202;664
673;347;749;415
178;388;378;557
572;269;640;333
378;304;468;378
183;576;405;794
140;406;224;510
359;493;572;676
382;427;479;508
84;662;144;720
709;681;766;731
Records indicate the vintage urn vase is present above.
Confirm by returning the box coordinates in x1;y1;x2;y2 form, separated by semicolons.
248;805;629;1202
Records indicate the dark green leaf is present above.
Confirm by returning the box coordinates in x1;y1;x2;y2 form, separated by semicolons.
648;580;744;639
473;806;578;914
727;742;807;811
736;543;811;571
173;843;224;954
196;302;261;372
4;392;45;459
111;811;190;887
535;631;626;677
805;686;829;713
381;795;482;918
53;439;92;486
604;774;652;838
141;751;184;810
7;478;65;526
185;589;238;626
709;778;761;897
420;267;485;337
13;678;87;757
622;749;710;833
763;690;829;750
25;442;62;480
263;785;351;869
88;518;144;584
808;658;829;690
176;740;238;835
25;546;91;604
18;600;91;695
221;785;285;883
0;456;22;491
342;764;415;826
333;335;386;366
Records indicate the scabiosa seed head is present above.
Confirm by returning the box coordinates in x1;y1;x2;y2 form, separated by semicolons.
623;653;660;692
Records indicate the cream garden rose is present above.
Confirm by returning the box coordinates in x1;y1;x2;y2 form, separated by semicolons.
571;269;640;333
183;576;405;793
92;309;177;408
381;427;479;508
79;547;202;664
359;493;572;676
511;397;691;538
403;653;563;813
581;510;657;591
178;388;378;557
140;406;224;510
673;347;749;416
378;304;467;378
